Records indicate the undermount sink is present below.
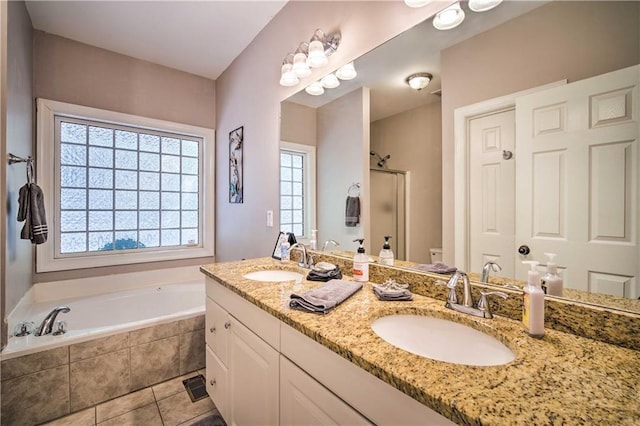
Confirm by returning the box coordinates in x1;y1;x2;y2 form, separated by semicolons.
371;315;515;366
243;270;304;283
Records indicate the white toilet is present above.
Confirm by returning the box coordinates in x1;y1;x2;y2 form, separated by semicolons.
430;248;443;263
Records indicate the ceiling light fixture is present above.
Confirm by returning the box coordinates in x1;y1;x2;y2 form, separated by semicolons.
433;2;465;30
307;29;341;69
406;72;433;91
305;81;325;96
279;54;299;87
468;0;503;12
291;43;311;78
403;0;431;7
320;73;340;89
336;62;357;80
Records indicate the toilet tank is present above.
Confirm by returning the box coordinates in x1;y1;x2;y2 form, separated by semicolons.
430;248;443;263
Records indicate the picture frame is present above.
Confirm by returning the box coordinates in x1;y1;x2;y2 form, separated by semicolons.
271;231;297;260
229;126;243;203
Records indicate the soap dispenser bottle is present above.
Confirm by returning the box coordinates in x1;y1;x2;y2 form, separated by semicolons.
522;261;544;338
310;229;318;251
379;236;394;266
352;239;369;282
541;253;563;297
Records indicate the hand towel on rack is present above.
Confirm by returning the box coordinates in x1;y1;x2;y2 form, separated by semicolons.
345;196;360;227
17;183;48;244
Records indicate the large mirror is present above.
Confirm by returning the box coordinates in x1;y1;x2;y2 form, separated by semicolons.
280;1;640;313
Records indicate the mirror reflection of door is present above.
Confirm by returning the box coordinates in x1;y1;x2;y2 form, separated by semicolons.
469;65;639;299
370;169;407;261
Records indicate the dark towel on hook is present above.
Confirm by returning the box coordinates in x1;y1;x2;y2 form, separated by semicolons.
17;183;48;244
345;196;360;227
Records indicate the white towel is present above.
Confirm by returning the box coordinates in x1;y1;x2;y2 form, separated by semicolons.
17;183;48;245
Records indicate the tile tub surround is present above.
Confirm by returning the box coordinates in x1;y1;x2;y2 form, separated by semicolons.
0;315;205;425
201;258;640;425
305;252;640;351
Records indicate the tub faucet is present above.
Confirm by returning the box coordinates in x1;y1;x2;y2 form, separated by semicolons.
481;261;502;283
35;306;70;336
322;239;340;252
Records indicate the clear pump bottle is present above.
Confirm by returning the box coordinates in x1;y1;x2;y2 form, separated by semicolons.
522;260;544;338
352;239;369;282
541;253;563;297
379;236;394;266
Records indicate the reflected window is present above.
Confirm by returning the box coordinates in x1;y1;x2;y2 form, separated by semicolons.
279;142;315;239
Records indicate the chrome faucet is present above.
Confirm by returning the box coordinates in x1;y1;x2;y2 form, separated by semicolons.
436;271;507;319
35;306;70;336
290;243;314;268
322;239;340;252
481;261;502;283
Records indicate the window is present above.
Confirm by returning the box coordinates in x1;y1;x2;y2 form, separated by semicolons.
37;99;214;272
279;142;315;239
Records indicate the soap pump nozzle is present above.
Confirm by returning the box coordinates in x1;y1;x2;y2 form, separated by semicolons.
543;252;558;274
383;236;391;249
353;238;365;253
522;260;540;287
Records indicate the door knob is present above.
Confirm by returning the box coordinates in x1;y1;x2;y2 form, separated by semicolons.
518;245;530;255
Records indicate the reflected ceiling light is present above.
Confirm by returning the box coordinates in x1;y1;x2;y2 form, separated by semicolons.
468;0;503;12
279;54;299;87
305;81;325;96
320;73;340;89
433;2;465;30
404;0;431;7
336;62;357;80
406;72;433;91
291;43;311;78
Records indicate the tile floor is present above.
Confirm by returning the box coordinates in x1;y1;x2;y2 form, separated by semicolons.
43;369;221;426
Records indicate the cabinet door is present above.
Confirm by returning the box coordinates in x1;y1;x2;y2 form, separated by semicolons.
206;346;229;421
206;296;229;365
280;356;372;426
228;316;279;426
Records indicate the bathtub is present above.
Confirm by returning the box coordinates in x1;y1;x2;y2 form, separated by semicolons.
2;281;205;361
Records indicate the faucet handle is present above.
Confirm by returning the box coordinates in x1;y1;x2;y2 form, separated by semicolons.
435;280;458;305
477;291;508;319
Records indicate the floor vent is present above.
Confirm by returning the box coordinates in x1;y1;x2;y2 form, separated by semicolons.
183;374;209;403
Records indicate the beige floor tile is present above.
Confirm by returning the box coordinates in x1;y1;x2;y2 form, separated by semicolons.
96;387;155;423
42;407;95;426
152;371;202;401
157;390;215;426
97;402;162;426
176;409;220;426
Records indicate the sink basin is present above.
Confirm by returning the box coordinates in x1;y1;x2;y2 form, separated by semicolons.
371;315;515;366
243;270;304;283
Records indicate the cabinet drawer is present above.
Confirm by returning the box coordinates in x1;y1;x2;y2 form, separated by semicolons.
206;296;229;365
206;345;228;421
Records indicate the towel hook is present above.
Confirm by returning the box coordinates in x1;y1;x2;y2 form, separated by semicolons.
7;153;35;184
347;182;360;197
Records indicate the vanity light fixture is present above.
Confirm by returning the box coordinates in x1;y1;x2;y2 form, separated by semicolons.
406;72;433;91
320;73;340;89
305;81;325;96
291;43;312;78
433;2;465;30
336;62;357;80
404;0;431;7
307;29;341;69
468;0;503;12
279;54;299;87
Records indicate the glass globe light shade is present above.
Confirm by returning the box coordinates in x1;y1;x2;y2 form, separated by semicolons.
305;81;325;96
292;52;311;78
307;40;328;68
336;62;357;80
320;73;340;89
279;63;299;87
433;2;465;30
468;0;503;12
404;0;431;7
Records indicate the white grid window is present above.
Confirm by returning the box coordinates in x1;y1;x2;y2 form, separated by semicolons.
57;117;202;255
280;150;305;237
36;98;214;272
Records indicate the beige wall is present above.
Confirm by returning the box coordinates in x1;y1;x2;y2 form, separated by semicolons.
215;1;443;261
280;101;316;147
317;87;370;251
33;32;217;283
440;1;640;264
371;101;442;263
4;0;33;335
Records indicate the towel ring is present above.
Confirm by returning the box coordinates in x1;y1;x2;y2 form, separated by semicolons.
347;182;360;197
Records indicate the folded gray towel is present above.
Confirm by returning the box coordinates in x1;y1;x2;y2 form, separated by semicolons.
290;279;362;314
17;183;48;245
373;286;413;301
409;262;457;274
345;196;360;227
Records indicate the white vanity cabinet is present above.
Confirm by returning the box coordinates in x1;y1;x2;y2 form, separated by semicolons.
205;280;280;425
205;277;453;426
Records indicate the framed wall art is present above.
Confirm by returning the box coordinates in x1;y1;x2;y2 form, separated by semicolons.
229;126;243;203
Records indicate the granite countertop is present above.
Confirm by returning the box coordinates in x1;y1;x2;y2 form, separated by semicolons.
200;257;640;425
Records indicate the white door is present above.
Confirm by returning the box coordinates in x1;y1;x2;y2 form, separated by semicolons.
515;65;639;298
468;109;516;278
228;316;279;426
